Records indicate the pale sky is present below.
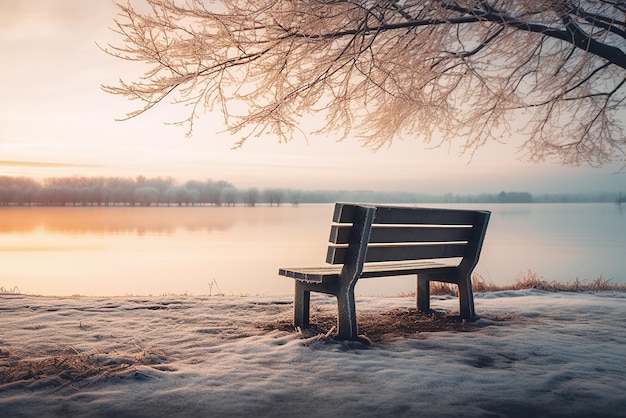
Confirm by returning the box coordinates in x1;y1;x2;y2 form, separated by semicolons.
0;0;624;195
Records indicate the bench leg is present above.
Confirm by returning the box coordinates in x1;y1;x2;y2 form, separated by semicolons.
417;275;431;313
294;281;311;328
457;276;476;320
335;285;358;341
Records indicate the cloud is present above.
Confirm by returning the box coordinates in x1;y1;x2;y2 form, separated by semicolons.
0;160;102;168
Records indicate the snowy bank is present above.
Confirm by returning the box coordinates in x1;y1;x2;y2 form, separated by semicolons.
1;290;625;417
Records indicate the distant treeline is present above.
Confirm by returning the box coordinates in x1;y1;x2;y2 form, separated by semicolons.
0;175;621;206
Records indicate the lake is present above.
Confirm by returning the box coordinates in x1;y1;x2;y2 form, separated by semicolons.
1;203;625;296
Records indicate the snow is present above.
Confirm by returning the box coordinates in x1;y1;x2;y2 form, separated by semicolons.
1;290;625;417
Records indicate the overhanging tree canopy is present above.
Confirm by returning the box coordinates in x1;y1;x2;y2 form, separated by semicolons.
103;0;626;166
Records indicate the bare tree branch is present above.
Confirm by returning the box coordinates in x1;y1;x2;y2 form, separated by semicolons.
102;0;626;166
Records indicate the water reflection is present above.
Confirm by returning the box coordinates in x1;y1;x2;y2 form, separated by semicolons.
0;205;332;296
1;204;625;296
0;207;254;234
489;204;532;217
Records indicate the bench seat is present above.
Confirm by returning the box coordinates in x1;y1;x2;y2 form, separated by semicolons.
279;261;457;283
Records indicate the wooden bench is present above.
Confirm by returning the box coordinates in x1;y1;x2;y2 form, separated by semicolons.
278;203;491;341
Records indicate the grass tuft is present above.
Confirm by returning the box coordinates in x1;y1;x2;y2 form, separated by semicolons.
0;286;21;294
426;270;626;296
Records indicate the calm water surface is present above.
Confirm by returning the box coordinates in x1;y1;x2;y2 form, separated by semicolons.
1;203;624;296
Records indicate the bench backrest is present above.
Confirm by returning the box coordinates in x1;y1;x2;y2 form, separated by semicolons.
326;203;490;274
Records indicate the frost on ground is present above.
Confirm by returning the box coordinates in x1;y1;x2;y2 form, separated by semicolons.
1;291;625;417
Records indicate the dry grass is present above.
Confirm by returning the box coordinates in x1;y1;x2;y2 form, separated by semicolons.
0;346;167;392
262;308;514;344
263;271;624;344
0;286;20;294
424;271;626;297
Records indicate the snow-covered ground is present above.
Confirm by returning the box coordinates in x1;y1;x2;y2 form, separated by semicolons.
1;290;625;417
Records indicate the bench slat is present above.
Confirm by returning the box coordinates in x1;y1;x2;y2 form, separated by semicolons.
373;206;480;225
330;225;472;244
333;203;481;225
327;242;467;264
361;261;457;278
